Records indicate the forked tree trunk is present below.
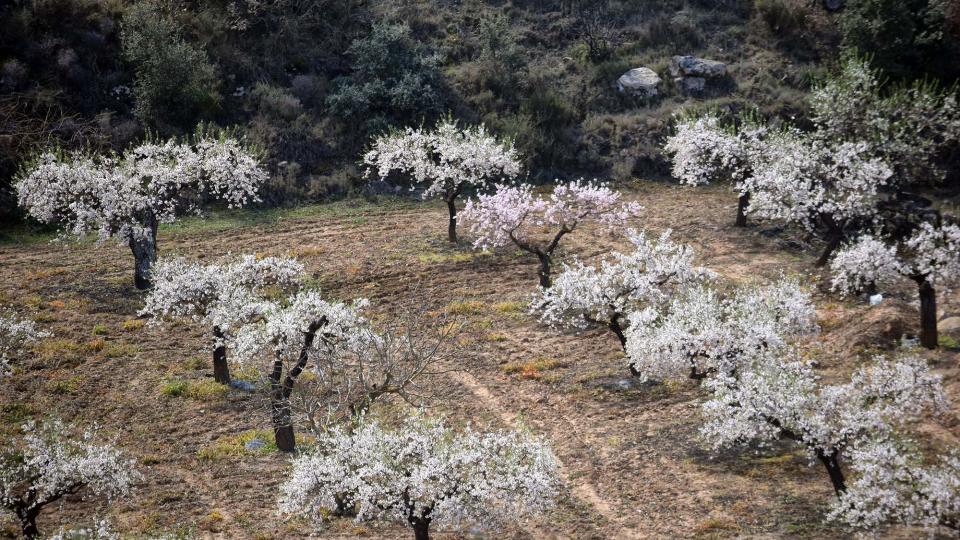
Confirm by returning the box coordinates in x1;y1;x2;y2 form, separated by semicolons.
411;520;430;540
735;192;750;227
918;280;938;349
212;326;231;385
815;449;846;495
129;215;159;290
16;507;40;540
446;197;458;243
270;318;326;452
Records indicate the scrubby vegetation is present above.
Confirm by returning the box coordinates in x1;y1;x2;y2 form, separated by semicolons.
3;0;960;538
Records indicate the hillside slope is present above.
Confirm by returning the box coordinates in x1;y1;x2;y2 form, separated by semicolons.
1;182;958;538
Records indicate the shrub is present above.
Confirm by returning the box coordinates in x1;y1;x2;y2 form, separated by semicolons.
754;0;807;34
839;0;956;79
326;22;447;140
121;2;221;132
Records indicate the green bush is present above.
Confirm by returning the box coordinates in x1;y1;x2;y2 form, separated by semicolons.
326;22;447;139
839;0;956;79
122;2;221;132
755;0;807;34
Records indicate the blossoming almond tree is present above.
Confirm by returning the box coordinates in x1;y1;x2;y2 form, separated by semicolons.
829;437;960;532
232;290;371;451
624;279;818;381
278;415;561;540
530;229;712;375
830;222;960;348
16;134;267;289
663;112;769;227
363;118;522;242
1;310;49;378
0;420;139;539
458;180;642;287
139;254;304;384
743;135;894;266
700;351;945;496
292;297;462;434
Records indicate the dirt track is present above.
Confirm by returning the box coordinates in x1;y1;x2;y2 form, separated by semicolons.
1;181;958;539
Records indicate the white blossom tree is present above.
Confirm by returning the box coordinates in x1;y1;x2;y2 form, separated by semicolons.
831;222;960;348
829;437;960;533
1;310;49;378
363;118;522;243
232;290;372;451
16;133;267;289
278;415;561;540
292;297;462;435
743;134;894;266
700;351;945;496
663;112;770;227
530;229;712;375
139;254;304;384
0;420;139;539
624;279;818;381
458;180;642;287
809;55;960;191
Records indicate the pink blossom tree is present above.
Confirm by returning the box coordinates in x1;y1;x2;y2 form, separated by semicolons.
363;118;522;243
278;414;561;540
16;134;267;289
458;180;641;287
0;420;139;539
139;255;304;384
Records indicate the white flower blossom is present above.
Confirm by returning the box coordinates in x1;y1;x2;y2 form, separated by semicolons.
1;420;139;539
0;311;49;377
625;279;818;381
278;414;561;537
531;229;712;356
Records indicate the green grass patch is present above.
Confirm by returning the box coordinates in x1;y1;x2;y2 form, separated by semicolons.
197;429;278;460
160;378;229;401
939;334;959;350
446;299;486;316
92;323;108;335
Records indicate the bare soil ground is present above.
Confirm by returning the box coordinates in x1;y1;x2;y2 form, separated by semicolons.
1;181;959;539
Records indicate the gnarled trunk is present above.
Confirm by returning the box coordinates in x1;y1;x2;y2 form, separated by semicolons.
735;192;750;227
609;314;640;377
918;280;938;349
411;519;430;540
16;506;40;540
815;449;846;495
212;326;231;385
815;215;844;268
129;214;159;290
270;318;326;452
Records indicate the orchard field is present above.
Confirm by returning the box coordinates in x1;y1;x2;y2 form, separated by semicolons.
2;181;958;538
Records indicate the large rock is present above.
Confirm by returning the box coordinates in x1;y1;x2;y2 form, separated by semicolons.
617;67;662;97
670;55;726;78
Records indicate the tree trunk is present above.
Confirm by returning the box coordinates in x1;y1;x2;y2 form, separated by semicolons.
446;197;458;243
128;217;158;290
609;315;641;377
735;192;750;227
17;507;39;540
536;252;552;288
815;231;844;268
919;280;938;349
815;449;846;495
272;399;296;452
212;326;231;385
410;519;430;540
